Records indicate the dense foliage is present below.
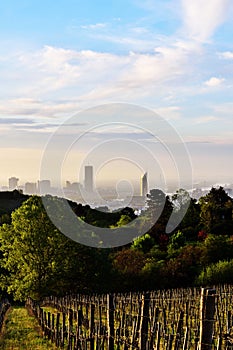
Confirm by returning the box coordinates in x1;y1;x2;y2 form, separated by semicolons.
0;186;232;301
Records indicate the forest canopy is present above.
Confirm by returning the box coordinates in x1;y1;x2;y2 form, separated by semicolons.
0;186;232;301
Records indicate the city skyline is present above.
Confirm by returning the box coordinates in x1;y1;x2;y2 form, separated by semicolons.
1;175;232;213
2;171;233;193
0;1;232;185
2;172;232;195
2;168;150;196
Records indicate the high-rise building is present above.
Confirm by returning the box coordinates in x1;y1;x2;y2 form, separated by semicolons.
25;182;37;194
84;165;93;192
9;177;19;190
140;172;148;197
65;181;82;192
38;180;51;194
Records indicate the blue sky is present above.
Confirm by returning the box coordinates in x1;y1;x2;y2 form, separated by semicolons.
0;0;233;190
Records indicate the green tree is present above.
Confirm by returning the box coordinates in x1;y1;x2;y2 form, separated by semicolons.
0;196;102;300
174;195;200;241
163;243;203;287
0;213;11;225
112;248;146;290
131;233;155;253
113;214;133;228
167;230;185;258
141;189;173;245
196;260;233;285
199;187;233;235
149;244;167;261
201;234;233;265
141;259;165;289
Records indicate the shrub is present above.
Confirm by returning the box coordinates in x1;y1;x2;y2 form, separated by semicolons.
196;260;233;285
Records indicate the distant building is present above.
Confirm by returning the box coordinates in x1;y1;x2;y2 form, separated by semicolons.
65;181;82;192
70;182;81;192
9;177;19;190
38;180;51;195
25;182;37;194
84;165;94;192
66;181;71;189
140;172;148;197
64;181;83;202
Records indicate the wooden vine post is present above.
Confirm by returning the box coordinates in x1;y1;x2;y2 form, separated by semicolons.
199;288;216;350
139;292;150;350
107;294;115;350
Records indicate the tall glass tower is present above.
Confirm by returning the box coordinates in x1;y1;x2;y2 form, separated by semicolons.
140;172;148;197
84;165;94;192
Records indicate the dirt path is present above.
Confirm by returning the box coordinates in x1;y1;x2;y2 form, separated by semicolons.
0;306;57;349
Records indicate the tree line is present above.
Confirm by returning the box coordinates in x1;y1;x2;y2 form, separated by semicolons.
0;186;232;301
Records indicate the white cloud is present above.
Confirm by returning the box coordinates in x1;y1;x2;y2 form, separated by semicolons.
219;51;233;59
194;116;219;124
181;0;231;42
204;77;225;87
154;106;182;120
185;134;233;145
0;0;231;119
130;27;149;35
80;23;107;30
5;46;130;100
0;42;199;111
133;0;176;18
0;98;82;118
90;32;163;53
119;44;190;89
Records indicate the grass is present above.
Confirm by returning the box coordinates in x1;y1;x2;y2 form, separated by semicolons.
0;306;57;349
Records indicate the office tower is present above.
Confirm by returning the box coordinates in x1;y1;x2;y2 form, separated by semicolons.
25;182;37;194
140;172;148;197
84;165;93;192
65;181;81;192
38;180;51;194
9;177;19;190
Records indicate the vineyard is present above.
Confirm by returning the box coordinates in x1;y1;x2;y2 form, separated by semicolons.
22;285;233;350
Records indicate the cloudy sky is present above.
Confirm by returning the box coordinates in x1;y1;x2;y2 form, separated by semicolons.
0;0;233;190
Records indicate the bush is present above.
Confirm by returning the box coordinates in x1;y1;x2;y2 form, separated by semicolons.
196;260;233;285
201;235;233;265
131;234;155;253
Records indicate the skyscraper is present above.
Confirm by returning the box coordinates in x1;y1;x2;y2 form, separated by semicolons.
9;177;19;190
38;180;51;194
84;165;94;192
25;182;37;194
140;172;148;197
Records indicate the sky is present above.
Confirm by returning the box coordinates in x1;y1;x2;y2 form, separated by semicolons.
0;0;233;192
